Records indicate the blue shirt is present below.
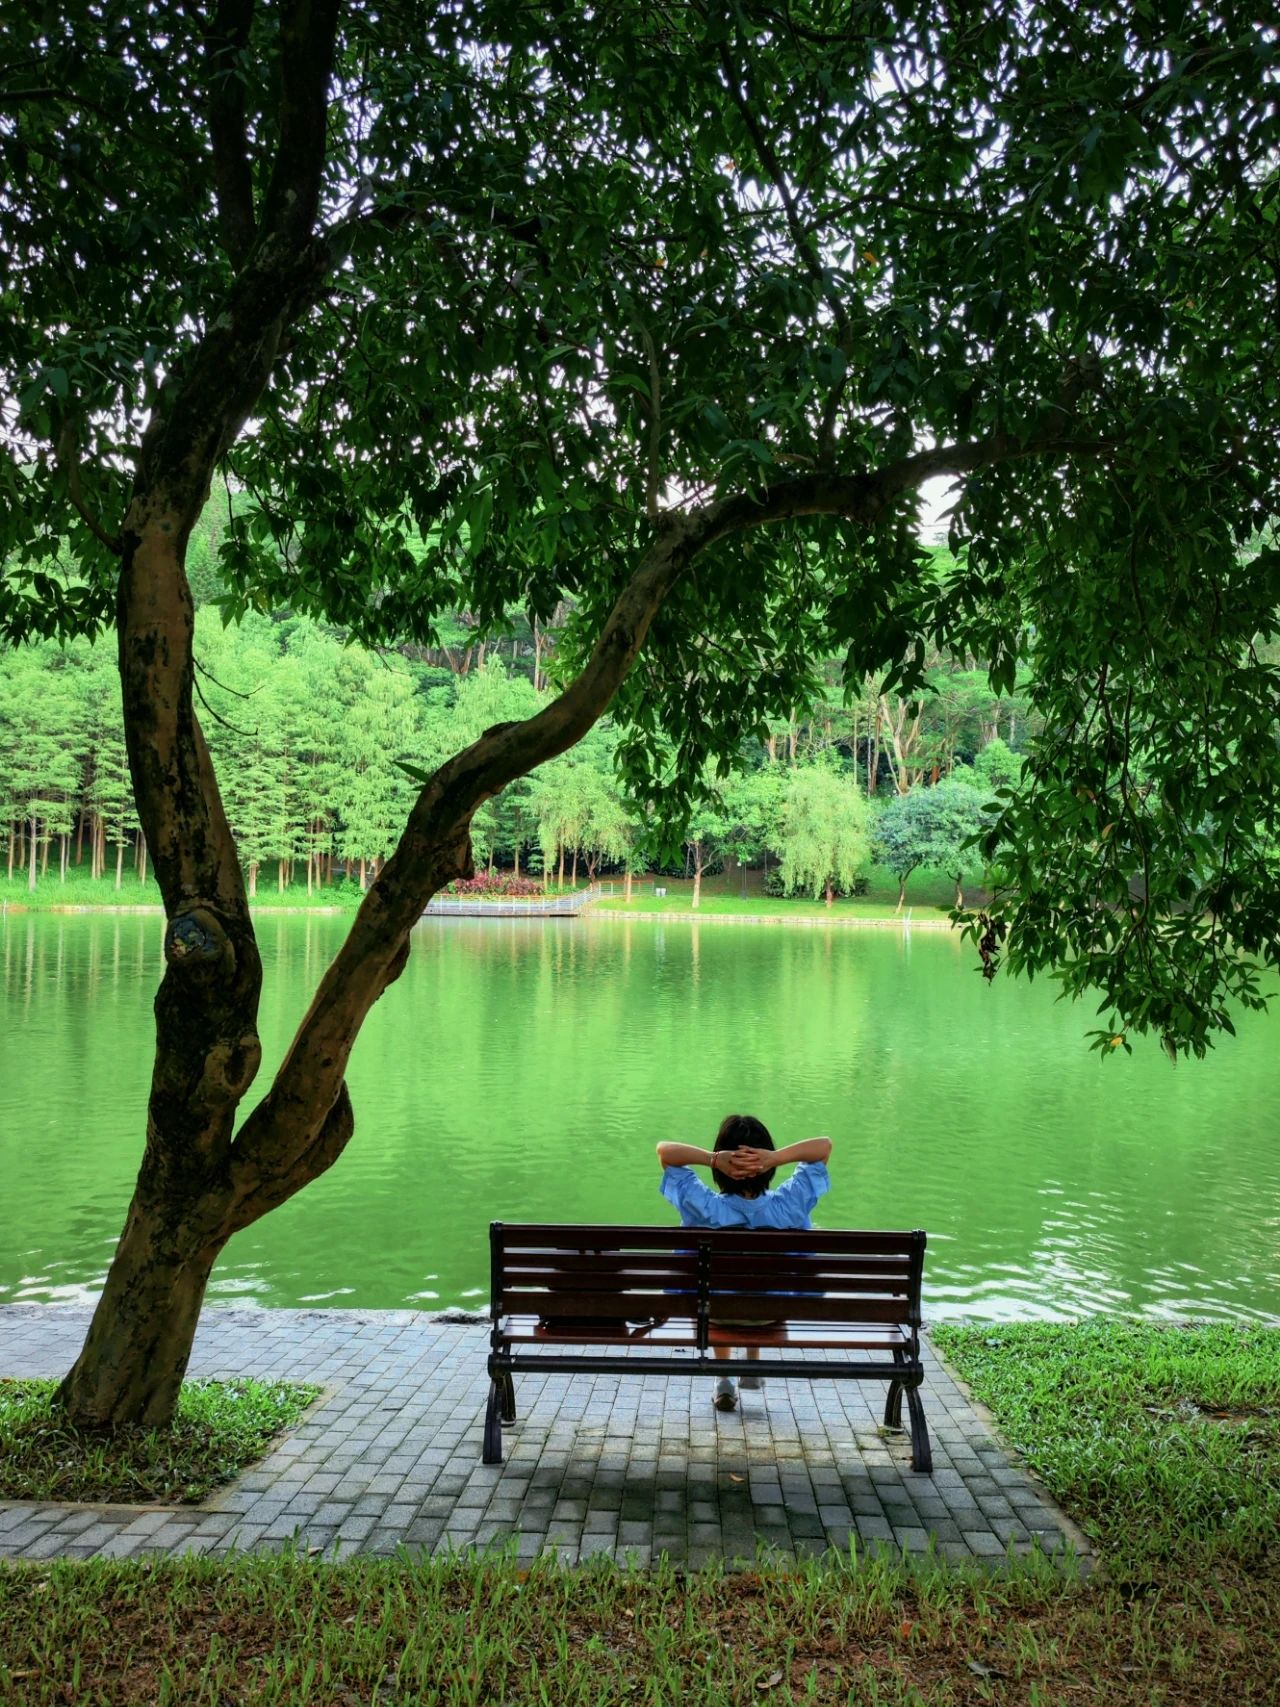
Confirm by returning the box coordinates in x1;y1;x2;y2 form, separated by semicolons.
660;1162;830;1230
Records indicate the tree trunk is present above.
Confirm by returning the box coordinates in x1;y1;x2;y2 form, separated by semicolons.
7;823;15;881
76;808;86;868
692;861;703;909
278;859;286;893
825;880;834;906
896;875;907;913
56;1201;228;1425
42;831;50;877
571;846;578;886
513;842;520;877
60;833;69;882
248;861;258;898
557;844;565;888
115;836;125;890
27;817;37;892
138;833;148;886
954;874;964;908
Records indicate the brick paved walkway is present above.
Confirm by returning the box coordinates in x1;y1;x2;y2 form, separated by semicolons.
0;1307;1087;1567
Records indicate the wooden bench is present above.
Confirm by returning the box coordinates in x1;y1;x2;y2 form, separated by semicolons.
484;1222;932;1472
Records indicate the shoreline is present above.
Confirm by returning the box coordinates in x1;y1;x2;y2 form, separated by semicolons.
587;907;955;930
1;903;347;916
2;901;955;929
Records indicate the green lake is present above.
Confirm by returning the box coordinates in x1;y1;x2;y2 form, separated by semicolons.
2;911;1278;1321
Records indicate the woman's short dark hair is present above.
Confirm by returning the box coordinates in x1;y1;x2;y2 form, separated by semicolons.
713;1113;776;1196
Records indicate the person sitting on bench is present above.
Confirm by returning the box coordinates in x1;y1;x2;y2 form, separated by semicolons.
656;1116;833;1411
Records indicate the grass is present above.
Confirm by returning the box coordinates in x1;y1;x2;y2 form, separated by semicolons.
594;865;984;920
933;1319;1280;1571
2;1542;1277;1706
0;871;361;912
0;1379;320;1505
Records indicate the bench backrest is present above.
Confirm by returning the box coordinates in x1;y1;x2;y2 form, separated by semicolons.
490;1223;925;1330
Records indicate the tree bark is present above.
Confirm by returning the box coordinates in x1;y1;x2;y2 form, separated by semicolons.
27;817;37;891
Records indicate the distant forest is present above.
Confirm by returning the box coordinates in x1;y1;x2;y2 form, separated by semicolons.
1;512;1031;895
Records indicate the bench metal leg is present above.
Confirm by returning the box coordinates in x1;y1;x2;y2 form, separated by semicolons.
905;1381;932;1474
883;1348;906;1430
482;1379;504;1464
500;1371;516;1424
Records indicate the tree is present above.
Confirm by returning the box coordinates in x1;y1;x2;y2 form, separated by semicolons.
873;788;935;914
972;738;1023;796
776;763;872;906
876;775;990;910
4;4;1279;1423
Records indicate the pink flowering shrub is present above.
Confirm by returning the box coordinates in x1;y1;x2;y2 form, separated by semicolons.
441;873;547;898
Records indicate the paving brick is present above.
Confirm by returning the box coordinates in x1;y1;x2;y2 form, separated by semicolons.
0;1305;1081;1570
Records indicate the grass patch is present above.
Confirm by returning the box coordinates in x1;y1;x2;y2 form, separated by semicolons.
933;1319;1280;1570
593;865;987;919
0;1546;1275;1706
0;872;360;911
0;1379;319;1505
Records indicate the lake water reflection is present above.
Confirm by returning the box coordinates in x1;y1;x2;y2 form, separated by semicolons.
2;910;1278;1321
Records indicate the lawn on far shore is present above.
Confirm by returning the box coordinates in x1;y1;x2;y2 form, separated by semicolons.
2;861;985;920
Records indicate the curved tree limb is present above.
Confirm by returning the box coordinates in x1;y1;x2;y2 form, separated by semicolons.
203;0;259;264
221;423;1112;1227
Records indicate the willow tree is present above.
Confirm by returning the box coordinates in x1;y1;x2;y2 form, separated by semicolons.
2;2;1278;1423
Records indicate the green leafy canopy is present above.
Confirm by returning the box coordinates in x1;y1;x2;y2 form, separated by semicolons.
2;3;1279;1053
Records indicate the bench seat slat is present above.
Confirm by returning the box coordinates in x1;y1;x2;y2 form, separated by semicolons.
703;1295;914;1324
501;1289;686;1319
500;1225;923;1256
503;1262;700;1288
708;1256;913;1282
501;1289;913;1324
499;1315;911;1352
503;1315;698;1346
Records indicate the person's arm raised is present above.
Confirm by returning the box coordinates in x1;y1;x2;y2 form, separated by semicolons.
770;1136;832;1167
656;1142;751;1175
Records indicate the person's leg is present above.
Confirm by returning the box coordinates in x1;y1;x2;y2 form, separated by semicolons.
739;1346;763;1390
713;1344;737;1409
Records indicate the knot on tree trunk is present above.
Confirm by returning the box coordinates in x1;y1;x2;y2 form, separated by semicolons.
165;907;234;973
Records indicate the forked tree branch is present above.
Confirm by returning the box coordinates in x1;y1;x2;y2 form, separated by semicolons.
203;0;259;263
221;424;1113;1225
55;422;122;554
